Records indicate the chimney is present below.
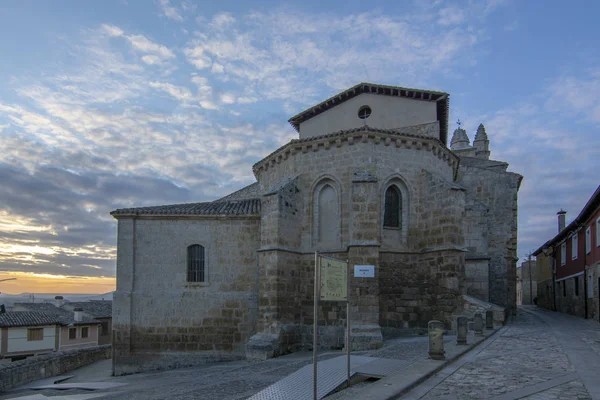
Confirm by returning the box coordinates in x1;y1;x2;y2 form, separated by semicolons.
74;307;83;322
557;209;567;233
54;295;64;308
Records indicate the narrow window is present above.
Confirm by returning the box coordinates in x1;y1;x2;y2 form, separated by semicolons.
561;242;566;265
383;186;401;228
586;227;592;254
575;277;579;296
27;328;43;341
187;244;205;283
596;217;600;247
563;281;566;297
317;184;339;247
572;235;578;260
69;327;77;340
81;327;89;338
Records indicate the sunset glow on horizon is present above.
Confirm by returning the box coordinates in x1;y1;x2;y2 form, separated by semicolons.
0;272;115;295
1;1;599;292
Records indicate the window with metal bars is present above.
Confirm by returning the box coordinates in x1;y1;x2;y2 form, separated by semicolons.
187;244;205;283
383;185;401;228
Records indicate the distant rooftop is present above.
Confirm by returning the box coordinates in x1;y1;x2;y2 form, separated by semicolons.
0;311;61;328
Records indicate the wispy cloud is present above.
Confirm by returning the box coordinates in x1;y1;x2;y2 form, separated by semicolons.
545;69;600;125
158;0;183;22
184;8;489;106
101;24;175;66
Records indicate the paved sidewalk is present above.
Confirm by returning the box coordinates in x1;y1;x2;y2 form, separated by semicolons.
1;329;493;400
380;307;600;400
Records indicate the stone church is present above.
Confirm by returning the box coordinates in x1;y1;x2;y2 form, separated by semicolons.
111;82;522;374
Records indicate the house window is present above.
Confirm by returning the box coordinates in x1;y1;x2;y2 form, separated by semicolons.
561;242;566;265
27;328;43;341
563;281;566;297
383;185;401;228
101;322;109;336
81;327;89;338
575;277;579;296
572;234;578;260
69;327;77;340
187;244;205;283
586;227;592;254
597;217;600;247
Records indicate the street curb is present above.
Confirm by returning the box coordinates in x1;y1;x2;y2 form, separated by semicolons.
342;326;506;400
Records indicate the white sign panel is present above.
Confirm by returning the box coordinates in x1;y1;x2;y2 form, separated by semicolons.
354;265;375;278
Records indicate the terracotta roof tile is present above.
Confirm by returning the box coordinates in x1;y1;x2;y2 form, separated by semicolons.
62;301;112;319
0;311;61;327
110;198;261;217
14;303;100;325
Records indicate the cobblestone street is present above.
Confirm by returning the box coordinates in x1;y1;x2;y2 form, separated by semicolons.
4;307;600;400
402;307;600;400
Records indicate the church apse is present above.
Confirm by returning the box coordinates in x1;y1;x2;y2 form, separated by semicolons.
111;82;521;372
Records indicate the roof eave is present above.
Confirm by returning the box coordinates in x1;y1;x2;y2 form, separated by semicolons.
288;82;449;133
536;185;600;251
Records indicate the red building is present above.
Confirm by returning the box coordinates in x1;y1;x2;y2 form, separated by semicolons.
534;186;600;319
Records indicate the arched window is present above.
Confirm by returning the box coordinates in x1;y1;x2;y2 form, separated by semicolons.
312;178;341;248
318;184;338;246
187;244;205;282
383;186;401;228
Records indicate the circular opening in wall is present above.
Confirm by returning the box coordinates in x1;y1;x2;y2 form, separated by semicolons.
358;105;372;120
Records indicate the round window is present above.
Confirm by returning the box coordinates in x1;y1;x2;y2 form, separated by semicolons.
358;105;372;120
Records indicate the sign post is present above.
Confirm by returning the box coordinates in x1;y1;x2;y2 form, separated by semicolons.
313;252;319;400
313;253;349;400
346;260;351;388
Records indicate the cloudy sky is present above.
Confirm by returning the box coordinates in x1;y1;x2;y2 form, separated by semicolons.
0;0;599;294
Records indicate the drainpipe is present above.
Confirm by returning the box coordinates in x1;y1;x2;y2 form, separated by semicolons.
584;265;589;319
552;257;557;311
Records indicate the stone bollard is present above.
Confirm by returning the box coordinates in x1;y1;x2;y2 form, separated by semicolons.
456;316;467;345
428;320;445;360
486;310;494;330
473;313;484;336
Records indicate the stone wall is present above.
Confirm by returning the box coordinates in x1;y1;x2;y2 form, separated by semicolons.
379;250;465;334
586;265;600;321
555;275;586;317
113;217;260;375
465;259;490;300
0;345;110;393
457;156;521;315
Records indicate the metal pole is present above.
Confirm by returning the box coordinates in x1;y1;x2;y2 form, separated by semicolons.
346;260;351;388
313;251;319;400
528;252;533;305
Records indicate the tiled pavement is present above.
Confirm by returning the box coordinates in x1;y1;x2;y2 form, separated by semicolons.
400;307;600;400
1;333;484;400
5;306;600;400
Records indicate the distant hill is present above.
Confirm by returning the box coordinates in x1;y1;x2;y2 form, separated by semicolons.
0;292;113;310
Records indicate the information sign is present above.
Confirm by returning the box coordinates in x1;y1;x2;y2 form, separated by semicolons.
319;256;348;301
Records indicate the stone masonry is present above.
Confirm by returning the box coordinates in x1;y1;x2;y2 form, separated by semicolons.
111;82;522;373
